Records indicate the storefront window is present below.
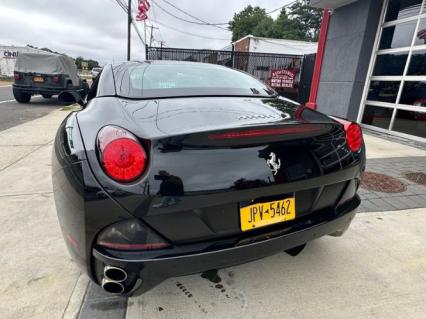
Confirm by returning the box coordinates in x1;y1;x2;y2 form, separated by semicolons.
362;106;393;129
414;18;426;45
367;81;401;103
408;50;426;74
400;81;426;105
385;0;423;22
393;109;426;137
379;21;417;49
373;53;408;75
360;0;426;140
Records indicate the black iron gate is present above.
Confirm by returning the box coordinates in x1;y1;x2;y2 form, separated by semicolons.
299;53;316;104
146;47;315;103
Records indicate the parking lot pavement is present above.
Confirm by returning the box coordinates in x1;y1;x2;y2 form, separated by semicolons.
0;84;13;100
0;109;88;319
0;86;60;131
126;208;426;319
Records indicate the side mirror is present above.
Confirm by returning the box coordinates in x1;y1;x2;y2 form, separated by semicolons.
58;91;85;107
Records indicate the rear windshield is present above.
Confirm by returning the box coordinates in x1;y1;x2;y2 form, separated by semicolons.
113;62;276;99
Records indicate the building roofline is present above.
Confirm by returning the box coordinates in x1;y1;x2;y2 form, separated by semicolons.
232;35;317;45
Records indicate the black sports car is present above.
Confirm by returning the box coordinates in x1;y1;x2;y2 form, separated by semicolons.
52;61;365;296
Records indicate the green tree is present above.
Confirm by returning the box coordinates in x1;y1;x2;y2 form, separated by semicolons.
287;0;323;41
75;56;84;69
74;57;99;70
229;6;269;41
229;1;322;42
252;16;278;38
272;9;306;40
87;59;100;70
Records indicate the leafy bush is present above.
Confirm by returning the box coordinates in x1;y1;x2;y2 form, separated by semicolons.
0;75;13;81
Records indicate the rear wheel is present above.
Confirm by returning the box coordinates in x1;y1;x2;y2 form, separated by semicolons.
13;89;31;104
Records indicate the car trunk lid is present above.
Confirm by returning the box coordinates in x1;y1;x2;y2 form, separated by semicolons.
111;97;360;243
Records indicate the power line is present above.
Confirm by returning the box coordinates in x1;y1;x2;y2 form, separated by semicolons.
111;0;146;46
152;0;229;31
266;1;297;15
156;0;229;30
131;0;150;45
115;0;128;12
132;20;147;46
149;17;230;41
150;0;164;44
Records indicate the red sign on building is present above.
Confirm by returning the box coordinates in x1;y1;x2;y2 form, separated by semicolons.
270;69;296;89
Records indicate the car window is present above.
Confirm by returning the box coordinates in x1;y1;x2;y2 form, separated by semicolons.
114;62;276;99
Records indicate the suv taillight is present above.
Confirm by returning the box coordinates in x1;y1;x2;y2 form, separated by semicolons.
52;75;60;83
330;116;363;152
14;72;21;81
97;126;148;183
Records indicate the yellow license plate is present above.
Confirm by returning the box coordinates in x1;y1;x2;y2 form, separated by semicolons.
33;76;44;83
240;197;296;232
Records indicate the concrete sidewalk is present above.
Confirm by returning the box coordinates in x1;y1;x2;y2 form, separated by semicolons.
126;208;426;319
0;110;87;319
0;109;424;319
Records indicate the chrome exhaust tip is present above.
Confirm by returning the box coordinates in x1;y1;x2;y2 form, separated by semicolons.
104;265;127;282
101;278;125;294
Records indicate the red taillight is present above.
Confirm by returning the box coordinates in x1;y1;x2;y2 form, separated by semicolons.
346;123;363;152
52;75;60;83
330;116;363;152
14;72;21;81
97;126;147;182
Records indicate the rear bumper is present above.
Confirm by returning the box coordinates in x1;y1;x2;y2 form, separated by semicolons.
13;84;85;95
93;196;359;296
13;84;65;95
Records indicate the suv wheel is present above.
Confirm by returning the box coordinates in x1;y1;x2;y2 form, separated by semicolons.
13;89;31;104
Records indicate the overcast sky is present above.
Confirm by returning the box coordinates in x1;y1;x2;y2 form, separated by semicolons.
0;0;291;64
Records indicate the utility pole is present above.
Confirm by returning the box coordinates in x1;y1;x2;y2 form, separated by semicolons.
127;0;131;61
144;20;147;48
159;41;165;60
146;25;159;47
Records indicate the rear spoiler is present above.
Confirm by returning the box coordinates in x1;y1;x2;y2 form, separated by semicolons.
157;123;338;149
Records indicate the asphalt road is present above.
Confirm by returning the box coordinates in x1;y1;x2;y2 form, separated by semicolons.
0;85;61;132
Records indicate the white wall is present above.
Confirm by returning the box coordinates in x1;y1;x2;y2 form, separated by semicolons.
0;46;45;76
250;38;318;55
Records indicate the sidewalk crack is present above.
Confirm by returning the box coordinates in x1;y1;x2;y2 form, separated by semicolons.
0;139;53;174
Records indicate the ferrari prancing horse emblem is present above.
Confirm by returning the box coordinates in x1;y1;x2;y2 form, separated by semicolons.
267;152;281;175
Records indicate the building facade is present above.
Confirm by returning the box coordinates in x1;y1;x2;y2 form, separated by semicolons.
0;45;47;76
310;0;426;141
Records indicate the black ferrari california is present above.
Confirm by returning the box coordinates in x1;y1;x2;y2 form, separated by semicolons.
52;61;365;296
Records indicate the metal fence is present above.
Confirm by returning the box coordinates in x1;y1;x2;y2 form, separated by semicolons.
146;47;314;103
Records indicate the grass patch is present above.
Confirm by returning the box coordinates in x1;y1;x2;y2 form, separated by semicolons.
0;75;13;81
61;104;82;111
